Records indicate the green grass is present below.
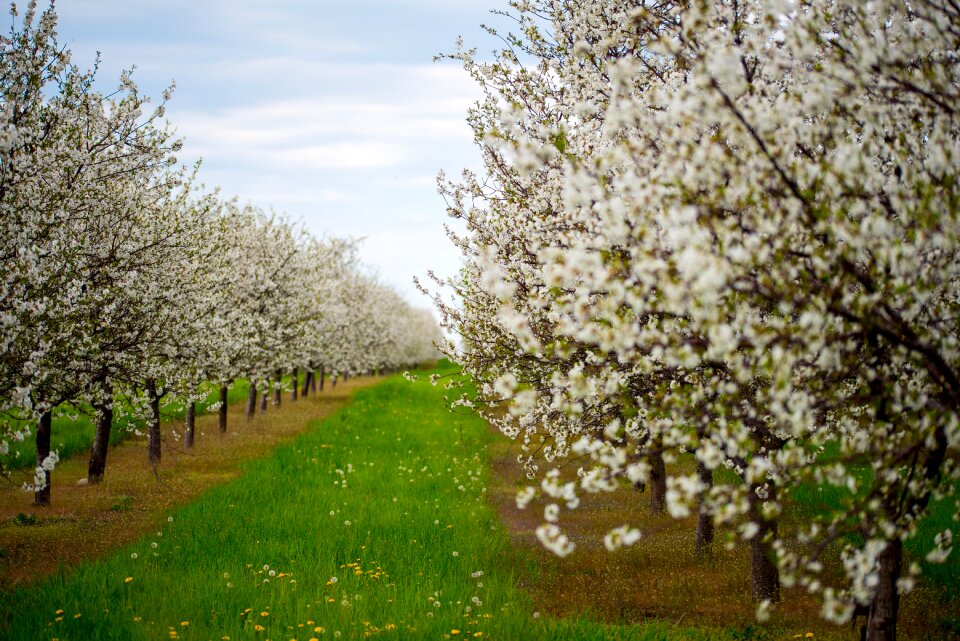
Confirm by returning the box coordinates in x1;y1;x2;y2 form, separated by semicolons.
0;366;724;641
1;376;306;472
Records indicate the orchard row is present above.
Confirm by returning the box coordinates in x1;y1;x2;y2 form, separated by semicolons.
0;3;442;502
428;3;960;641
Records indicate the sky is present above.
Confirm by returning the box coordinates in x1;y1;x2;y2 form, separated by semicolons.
54;0;507;307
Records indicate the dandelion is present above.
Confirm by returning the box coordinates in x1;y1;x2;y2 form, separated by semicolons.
167;516;174;522
131;553;138;559
269;569;277;577
55;610;64;615
180;621;189;627
151;542;158;549
260;611;269;617
263;564;270;571
344;520;352;526
452;551;459;557
124;577;134;583
254;624;265;632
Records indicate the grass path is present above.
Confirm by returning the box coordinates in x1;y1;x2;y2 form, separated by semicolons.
0;375;377;588
0;368;725;641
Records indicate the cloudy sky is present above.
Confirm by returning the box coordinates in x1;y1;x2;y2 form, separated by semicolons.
55;0;505;305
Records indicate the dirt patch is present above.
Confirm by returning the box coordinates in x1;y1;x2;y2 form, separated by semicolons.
485;428;954;640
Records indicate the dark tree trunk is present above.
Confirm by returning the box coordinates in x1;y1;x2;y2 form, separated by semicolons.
648;437;666;515
332;373;338;389
344;372;349;382
184;400;195;449
695;460;714;556
748;481;781;603
319;367;325;391
311;369;318;393
273;370;282;406
866;539;902;641
301;370;311;398
246;381;257;419
291;368;298;401
259;382;267;412
88;382;114;483
218;384;228;433
34;410;52;506
147;382;161;467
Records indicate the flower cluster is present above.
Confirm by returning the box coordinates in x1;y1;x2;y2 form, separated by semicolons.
430;0;960;637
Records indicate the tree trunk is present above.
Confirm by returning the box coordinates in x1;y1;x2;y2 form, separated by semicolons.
218;384;228;433
319;367;325;391
344;372;349;382
291;368;298;401
748;481;781;603
184;400;195;449
34;410;52;506
332;373;338;389
311;369;318;393
695;460;714;557
88;382;114;483
273;370;282;406
866;539;902;641
246;381;257;419
147;382;161;467
648;437;666;515
301;370;311;398
259;382;267;412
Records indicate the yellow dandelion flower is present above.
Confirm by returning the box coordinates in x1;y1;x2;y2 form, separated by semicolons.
55;610;64;615
133;616;142;622
260;611;270;617
326;597;335;603
314;626;325;633
307;620;315;625
474;633;483;638
73;614;82;619
451;630;461;635
124;577;134;583
180;621;189;627
254;624;265;632
54;617;63;622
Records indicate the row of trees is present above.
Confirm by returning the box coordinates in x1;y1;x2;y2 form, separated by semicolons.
429;2;958;640
0;2;442;504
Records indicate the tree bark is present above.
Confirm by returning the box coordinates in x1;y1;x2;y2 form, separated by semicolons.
311;369;318;393
218;384;228;433
147;382;161;467
748;481;781;603
319;367;325;391
88;382;114;483
695;460;714;557
866;539;902;641
259;382;267;412
301;370;311;398
184;400;195;449
246;381;257;419
648;437;667;515
291;368;298;401
273;370;282;406
34;410;52;506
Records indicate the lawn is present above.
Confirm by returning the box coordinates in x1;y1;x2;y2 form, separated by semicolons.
0;365;729;641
